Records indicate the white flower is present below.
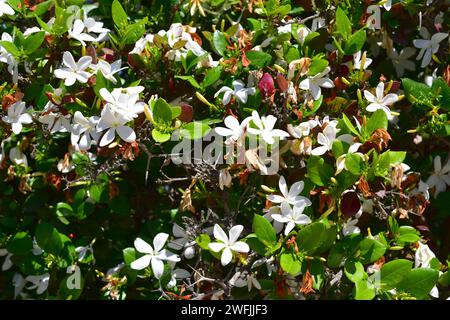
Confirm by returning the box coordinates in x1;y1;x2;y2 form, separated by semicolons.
219;168;233;190
100;87;145;121
0;248;13;271
96;106;136;147
410;180;430;201
263;206;285;233
287;120;318;138
352;51;372;70
342;218;360;236
9;147;27;167
311;124;344;156
83;15;109;41
0;32;18;83
208;224;249;266
251;256;277;276
168;223;196;259
271;202;311;235
267;176;312;207
229;271;261;292
387;47;416;77
426;155;450;198
130;234;180;279
57;154;75;173
215;115;250;144
75;244;94;261
188;0;206;17
71;111;99;151
38;103;72;134
25;273;50;295
415;242;440;298
54;52;92;86
0;0;14;16
68;17;109;45
214;80;256;105
299;66;334;100
364;82;398;120
94;60;126;84
413;28;448;68
247;111;289;145
2;101;33;134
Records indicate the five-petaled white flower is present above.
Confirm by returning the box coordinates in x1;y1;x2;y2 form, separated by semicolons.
208;224;249;266
71;111;99;151
267;175;312;207
364;82;398;120
9;147;27;167
271;202;311;235
2;101;32;134
0;0;14;17
299;66;334;100
130;234;180;279
215;80;256;105
387;47;416;77
94;59;126;84
247;111;289;145
413;28;448;68
311;124;344;156
215;115;250;144
96;106;136;147
54;52;92;86
426;155;450;198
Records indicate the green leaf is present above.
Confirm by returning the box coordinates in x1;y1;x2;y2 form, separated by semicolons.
175;75;202;90
431;77;450;110
402;78;434;106
153;98;173;123
345;259;365;283
328;234;363;268
23;31;45;54
245;50;272;68
151;129;171;143
297;222;336;255
344;29;366;54
112;0;128;29
307;56;328;76
122;18;147;45
56;202;74;225
252;215;277;247
345;153;364;175
0;41;20;58
397;226;420;244
180;122;211;140
397;268;439;299
342;113;361;138
335;7;352;39
7;232;33;254
123;247;137;265
212;31;227;56
307;156;334;186
354;278;376;300
365;109;388;136
195;234;211;250
35;223;63;255
359;238;387;263
379;259;412;290
202;66;222;88
280;251;302;275
387;151;406;165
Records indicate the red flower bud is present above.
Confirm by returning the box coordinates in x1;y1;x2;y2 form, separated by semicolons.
258;73;275;98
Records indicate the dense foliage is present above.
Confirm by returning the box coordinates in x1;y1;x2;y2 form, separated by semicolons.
0;0;449;300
